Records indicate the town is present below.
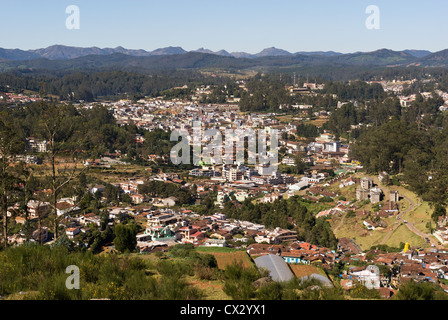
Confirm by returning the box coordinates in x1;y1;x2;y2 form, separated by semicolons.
2;68;448;301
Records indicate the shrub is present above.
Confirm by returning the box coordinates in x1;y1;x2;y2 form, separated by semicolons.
113;224;137;253
194;264;216;281
348;283;381;299
256;282;283;300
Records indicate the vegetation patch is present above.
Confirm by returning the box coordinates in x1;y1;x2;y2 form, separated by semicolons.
198;250;254;270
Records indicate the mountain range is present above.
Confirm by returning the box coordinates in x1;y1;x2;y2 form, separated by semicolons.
0;44;436;61
1;45;448;73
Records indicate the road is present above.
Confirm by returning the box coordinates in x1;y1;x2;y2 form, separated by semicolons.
380;192;416;245
378;184;442;249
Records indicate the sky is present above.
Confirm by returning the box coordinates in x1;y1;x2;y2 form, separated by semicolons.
1;0;448;54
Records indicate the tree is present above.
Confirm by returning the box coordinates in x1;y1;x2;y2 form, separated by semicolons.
296;123;320;138
431;204;446;223
294;153;308;174
114;223;137;253
104;183;119;203
0;111;24;248
393;280;436;300
39;102;88;240
350;119;426;174
222;262;262;300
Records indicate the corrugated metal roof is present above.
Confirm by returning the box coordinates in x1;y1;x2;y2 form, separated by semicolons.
254;254;294;282
299;274;333;287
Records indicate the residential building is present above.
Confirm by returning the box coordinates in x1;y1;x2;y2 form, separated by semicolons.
390;190;399;203
26;137;47;153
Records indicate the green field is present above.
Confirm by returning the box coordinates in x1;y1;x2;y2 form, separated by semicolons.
195;246;238;253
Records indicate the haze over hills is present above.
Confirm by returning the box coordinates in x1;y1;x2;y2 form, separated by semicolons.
418;49;448;67
0;44;436;61
0;45;447;75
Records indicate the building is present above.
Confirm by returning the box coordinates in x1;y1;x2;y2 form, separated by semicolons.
179;225;205;244
282;157;296;166
27;200;51;219
146;212;180;227
32;227;48;243
261;192;282;204
272;228;298;243
378;171;390;184
356;187;370;201
349;265;381;289
228;167;243;181
201;239;227;247
80;213;102;227
143;226;178;242
360;177;373;190
26;137;47;153
56;201;80;217
90;184;105;195
223;167;243;182
162;197;177;207
390;190;399;203
131;193;145;204
257;163;274;176
66;227;80;239
325;141;341;153
254;254;295;282
370;187;383;204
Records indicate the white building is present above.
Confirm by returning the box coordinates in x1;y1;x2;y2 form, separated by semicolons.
26;137;47;153
349;265;381;289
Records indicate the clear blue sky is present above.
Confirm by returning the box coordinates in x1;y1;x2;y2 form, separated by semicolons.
1;0;447;53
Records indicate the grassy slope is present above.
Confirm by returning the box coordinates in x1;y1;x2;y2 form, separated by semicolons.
329;173;431;251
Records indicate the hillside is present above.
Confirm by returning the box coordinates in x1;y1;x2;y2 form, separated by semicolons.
330;49;416;66
326;173;435;251
419;49;448;67
0;45;447;69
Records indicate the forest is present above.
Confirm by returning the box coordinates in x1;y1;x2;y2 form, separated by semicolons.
221;195;338;250
0;69;228;101
348;93;448;212
0;101;179;160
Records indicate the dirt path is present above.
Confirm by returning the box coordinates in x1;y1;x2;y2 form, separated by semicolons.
380;193;416;245
334;213;346;233
378;186;442;248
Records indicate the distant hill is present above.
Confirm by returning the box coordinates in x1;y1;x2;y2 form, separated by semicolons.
296;51;344;57
403;49;432;58
30;45;111;60
194;48;232;57
0;44;443;65
229;51;255;59
149;46;187;56
0;52;252;73
418;49;448;67
254;47;293;57
215;50;232;57
27;45;186;60
0;45;447;74
330;49;416;66
0;48;40;60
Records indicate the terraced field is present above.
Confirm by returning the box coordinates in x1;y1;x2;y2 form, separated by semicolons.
288;264;327;278
196;247;254;270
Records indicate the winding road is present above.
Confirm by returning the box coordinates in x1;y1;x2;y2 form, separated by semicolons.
377;183;442;249
380;193;416;244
